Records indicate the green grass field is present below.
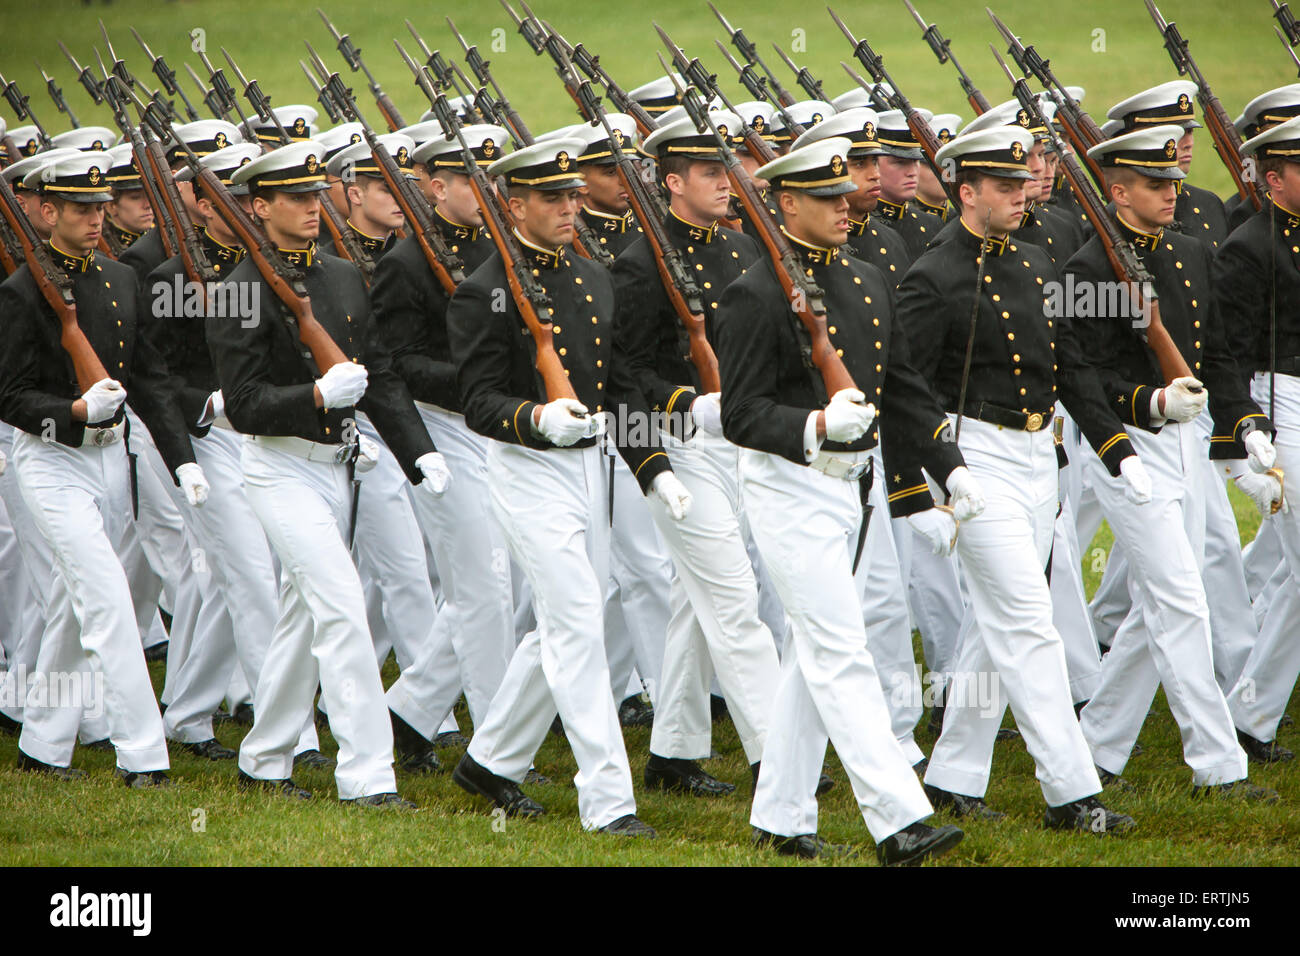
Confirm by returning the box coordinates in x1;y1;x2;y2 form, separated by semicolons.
1;0;1296;866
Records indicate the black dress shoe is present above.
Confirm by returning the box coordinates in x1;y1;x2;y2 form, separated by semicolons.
433;730;471;750
0;711;22;736
995;726;1020;741
1191;779;1280;804
237;769;312;800
230;702;254;726
117;768;171;789
293;749;337;771
390;711;441;774
1237;729;1295;764
452;754;545;818
1096;766;1135;792
926;705;945;736
618;694;655;728
143;641;169;663
17;750;86;780
179;738;237;761
710;694;729;723
752;828;855;859
1043;795;1136;835
645;753;736;796
549;715;565;738
751;761;761;789
876;822;964;866
924;784;1006;820
523;768;550;785
816;772;835;796
342;792;417;810
81;737;115;752
912;758;928;777
600;814;657;838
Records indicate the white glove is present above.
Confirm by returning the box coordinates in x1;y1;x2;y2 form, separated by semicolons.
355;434;380;474
1119;455;1152;505
944;466;986;522
415;452;451;497
535;398;593;447
691;392;723;435
908;507;959;556
175;462;210;508
651;471;693;521
822;388;877;444
1244;429;1277;473
1236;470;1287;517
81;378;127;424
316;362;368;409
1153;376;1207;424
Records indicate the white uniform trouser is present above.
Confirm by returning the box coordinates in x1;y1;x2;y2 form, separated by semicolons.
387;405;514;735
1051;490;1103;703
467;442;635;830
924;418;1100;807
1078;422;1247;784
1242;520;1283;603
603;447;672;703
857;451;924;764
237;438;394;799
742;449;932;841
11;431;168;772
647;430;780;764
0;422;50;723
1227;373;1300;741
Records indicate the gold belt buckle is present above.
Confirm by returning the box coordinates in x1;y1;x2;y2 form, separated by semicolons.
1025;412;1044;432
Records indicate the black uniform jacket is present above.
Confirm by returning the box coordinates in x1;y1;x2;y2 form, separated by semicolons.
1175;181;1228;250
876;197;941;260
894;217;1139;494
370;210;494;413
0;244;196;476
613;211;761;433
118;225;167;284
715;228;965;517
845;214;912;285
205;245;436;484
447;234;673;494
581;206;643;259
1066;214;1269;459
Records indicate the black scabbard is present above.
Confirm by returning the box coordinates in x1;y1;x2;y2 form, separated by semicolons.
851;457;875;575
347;458;361;549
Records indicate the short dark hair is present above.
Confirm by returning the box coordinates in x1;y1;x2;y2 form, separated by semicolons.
954;168;995;200
1102;166;1144;192
659;154;712;186
1261;155;1294;184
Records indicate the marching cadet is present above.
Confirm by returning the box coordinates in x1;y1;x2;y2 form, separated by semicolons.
239;105;320;145
1218;115;1300;763
539;116;645;257
766;100;836;157
312;121;365;214
0;150;210;786
792;108;912;280
371;124;517;767
119;120;244;282
320;132;412;262
102;143;154;255
900;126;1142;832
6;125;42;159
873;109;940;260
447;138;692;836
1068;127;1278;801
207;140;449;807
1;149;81;234
1107;81;1227;248
1225;86;1300;232
613;112;779;797
913;114;961;224
716;137;971;863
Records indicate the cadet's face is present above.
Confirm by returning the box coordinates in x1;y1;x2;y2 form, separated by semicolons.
412;164;435;204
353;178;405;233
45;199;105;255
511;187;582;249
667;161;732;224
785;191;850;249
255;191;321;247
107;190;155;233
581;163;629;216
431;171;484;229
1041;151;1059;201
878;155;919;202
962;176;1026;235
1267;161;1300;212
1177;130;1194;174
172;174;200;221
1116;175;1178;231
915;161;947;206
1024;143;1046;202
847;156;881;216
328;177;349;214
16;191;51;237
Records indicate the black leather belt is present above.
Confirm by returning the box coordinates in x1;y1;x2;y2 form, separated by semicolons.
971;402;1054;432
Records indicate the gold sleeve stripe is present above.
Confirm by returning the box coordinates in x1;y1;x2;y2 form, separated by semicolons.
1131;386;1146;426
887;483;930;502
932;421;949;440
634;451;668;479
1235;413;1267;433
512;402;530;443
665;387;691;418
1097;433;1127;457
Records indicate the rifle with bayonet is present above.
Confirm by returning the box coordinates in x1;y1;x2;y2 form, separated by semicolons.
60;42;106;111
548;34;719;392
655;32;857;400
990;45;1198;388
1276;0;1300;43
301;58;343;123
405;21;482;121
130;27;201;122
305;41;465;295
1141;0;1261;210
0;165;112;391
0;72;52;152
903;0;990;114
828;8;958;204
709;41;804;147
219;46;369;271
183;62;229;121
38;62;79;129
773;46;827;103
708;3;797;108
447;16;532;146
317;9;404;131
396;39;578;404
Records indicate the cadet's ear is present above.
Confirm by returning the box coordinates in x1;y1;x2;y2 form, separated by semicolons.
250;193;272;221
777;189;798;217
506;192;527;224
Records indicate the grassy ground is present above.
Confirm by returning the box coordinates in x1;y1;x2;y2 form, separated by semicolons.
0;487;1296;866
